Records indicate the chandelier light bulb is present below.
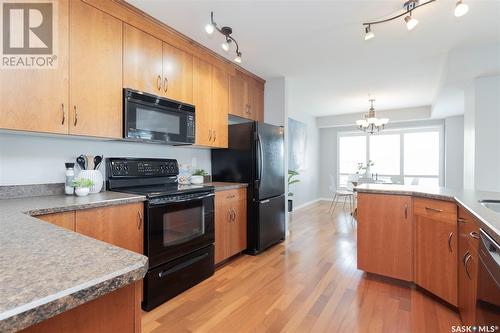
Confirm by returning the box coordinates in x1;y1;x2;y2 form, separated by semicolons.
405;13;419;31
454;0;469;17
205;23;215;35
364;26;375;41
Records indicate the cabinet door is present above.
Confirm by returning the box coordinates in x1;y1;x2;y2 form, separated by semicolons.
215;191;230;264
415;200;458;306
0;0;69;134
253;81;265;122
246;77;258;121
229;73;246;118
229;197;247;257
193;57;213;146
212;66;229;148
123;24;163;95
162;43;193;104
37;211;75;231
69;0;122;138
458;207;479;325
75;203;144;254
357;193;413;281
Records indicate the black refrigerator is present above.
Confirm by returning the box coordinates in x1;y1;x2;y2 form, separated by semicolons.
211;121;286;254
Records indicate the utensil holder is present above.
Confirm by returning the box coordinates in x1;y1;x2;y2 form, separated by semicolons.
77;170;104;194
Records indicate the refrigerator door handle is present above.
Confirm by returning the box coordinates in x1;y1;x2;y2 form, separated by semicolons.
256;133;264;188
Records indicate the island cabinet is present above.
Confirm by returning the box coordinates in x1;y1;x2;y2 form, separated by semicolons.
414;198;458;306
193;57;229;148
215;188;247;264
0;0;123;139
457;207;480;325
357;193;413;282
229;70;264;121
123;24;193;104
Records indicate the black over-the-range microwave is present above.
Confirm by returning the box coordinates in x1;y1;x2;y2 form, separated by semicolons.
123;88;195;145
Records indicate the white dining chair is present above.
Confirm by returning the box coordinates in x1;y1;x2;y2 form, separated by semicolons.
329;174;355;216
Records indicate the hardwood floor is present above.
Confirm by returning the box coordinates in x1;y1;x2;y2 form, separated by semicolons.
142;202;461;333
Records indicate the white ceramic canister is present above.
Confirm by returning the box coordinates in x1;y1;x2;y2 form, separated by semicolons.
77;170;104;194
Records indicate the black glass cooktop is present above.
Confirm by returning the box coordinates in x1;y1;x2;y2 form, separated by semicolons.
116;183;214;198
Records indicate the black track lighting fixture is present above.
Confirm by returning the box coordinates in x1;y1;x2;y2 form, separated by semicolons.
205;11;243;64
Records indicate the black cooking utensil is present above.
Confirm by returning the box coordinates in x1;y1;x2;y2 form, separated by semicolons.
94;155;103;170
76;155;86;170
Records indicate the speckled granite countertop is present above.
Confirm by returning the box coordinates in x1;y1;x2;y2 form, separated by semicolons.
0;192;147;333
204;182;248;191
356;184;500;244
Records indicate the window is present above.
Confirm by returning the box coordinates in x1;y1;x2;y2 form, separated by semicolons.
337;128;442;188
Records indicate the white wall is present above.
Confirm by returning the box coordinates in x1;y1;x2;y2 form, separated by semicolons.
444;116;464;189
0;131;211;185
474;75;500;192
463;82;476;190
264;77;286;127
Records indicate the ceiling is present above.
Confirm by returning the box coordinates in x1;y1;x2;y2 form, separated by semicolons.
127;0;500;117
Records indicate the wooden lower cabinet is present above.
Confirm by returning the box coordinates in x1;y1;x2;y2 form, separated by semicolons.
414;198;458;306
357;193;413;281
37;211;75;231
215;188;247;264
19;282;141;333
75;202;144;254
458;207;480;325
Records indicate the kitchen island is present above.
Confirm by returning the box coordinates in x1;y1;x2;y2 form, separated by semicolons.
0;192;147;333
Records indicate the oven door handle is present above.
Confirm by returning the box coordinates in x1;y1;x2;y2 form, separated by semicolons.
158;253;209;278
149;192;215;205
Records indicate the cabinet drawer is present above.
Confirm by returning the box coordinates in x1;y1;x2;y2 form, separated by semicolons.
219;188;246;202
414;198;457;223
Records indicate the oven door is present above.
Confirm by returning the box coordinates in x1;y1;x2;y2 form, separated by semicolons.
145;192;215;268
124;94;195;144
476;230;500;327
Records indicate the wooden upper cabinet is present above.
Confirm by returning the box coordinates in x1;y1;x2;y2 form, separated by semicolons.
229;70;264;121
75;202;144;254
193;57;213;146
162;43;193;104
69;0;122;138
357;193;413;282
0;0;69;134
414;198;458;306
212;66;229;148
37;211;75;231
123;24;163;95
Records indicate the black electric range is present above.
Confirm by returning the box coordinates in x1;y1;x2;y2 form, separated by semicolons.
106;158;215;311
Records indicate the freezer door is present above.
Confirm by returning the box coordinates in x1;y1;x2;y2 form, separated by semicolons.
256;123;285;200
257;195;286;251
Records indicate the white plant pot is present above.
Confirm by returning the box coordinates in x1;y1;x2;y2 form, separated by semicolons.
77;170;104;193
75;187;90;197
190;175;204;184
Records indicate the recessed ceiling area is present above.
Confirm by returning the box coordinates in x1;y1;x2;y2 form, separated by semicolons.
127;0;500;117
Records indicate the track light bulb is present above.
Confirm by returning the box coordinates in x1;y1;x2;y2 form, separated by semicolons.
234;53;242;64
205;23;215;35
454;0;469;17
364;26;375;41
221;41;230;52
405;13;419;31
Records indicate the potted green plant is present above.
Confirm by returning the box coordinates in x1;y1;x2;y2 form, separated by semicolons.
72;178;94;197
191;169;208;184
288;170;300;212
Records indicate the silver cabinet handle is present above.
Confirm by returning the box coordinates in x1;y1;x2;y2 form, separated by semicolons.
164;77;168;93
231;208;236;221
469;231;479;239
463;251;470;265
137;211;143;230
227;209;231;222
448;232;453;252
73;105;78;126
425;206;443;213
404;204;408;219
464;253;472;279
157;75;162;91
213;130;216;142
61;103;65;125
209;129;212;141
458;217;467;224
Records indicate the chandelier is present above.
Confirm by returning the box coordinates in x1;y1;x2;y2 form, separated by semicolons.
356;99;389;134
363;0;469;41
205;12;243;64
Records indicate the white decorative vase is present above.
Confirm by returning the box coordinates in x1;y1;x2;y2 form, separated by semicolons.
77;170;104;193
190;175;204;184
75;187;90;197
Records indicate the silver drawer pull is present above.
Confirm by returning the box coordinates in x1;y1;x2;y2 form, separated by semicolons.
469;231;479;239
425;206;443;213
